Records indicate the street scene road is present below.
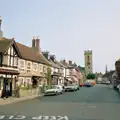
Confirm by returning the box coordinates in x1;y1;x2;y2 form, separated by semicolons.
0;84;120;120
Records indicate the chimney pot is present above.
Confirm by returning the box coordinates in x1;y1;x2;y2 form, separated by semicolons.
32;37;36;47
36;37;40;52
69;60;72;65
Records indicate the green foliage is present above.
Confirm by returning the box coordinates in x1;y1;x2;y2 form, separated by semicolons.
46;67;52;86
87;73;96;79
20;84;33;90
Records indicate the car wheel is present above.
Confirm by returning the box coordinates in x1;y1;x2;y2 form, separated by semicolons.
55;92;58;95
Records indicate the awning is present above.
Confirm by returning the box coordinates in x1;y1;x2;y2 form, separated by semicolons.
0;68;19;75
65;77;72;82
51;72;60;76
71;76;78;82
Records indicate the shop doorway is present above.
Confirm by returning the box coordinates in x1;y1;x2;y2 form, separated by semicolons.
1;78;12;98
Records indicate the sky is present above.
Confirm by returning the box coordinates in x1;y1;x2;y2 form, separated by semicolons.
0;0;120;73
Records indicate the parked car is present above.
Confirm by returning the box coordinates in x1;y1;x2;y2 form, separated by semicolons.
82;83;86;87
117;84;120;92
74;84;80;90
44;85;63;96
113;79;120;90
85;82;93;87
65;84;76;92
117;84;120;90
106;81;110;85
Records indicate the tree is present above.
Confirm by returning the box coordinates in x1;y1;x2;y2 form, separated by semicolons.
46;67;52;86
87;73;96;79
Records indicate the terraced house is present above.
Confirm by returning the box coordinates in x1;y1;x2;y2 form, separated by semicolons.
16;37;52;90
42;52;65;86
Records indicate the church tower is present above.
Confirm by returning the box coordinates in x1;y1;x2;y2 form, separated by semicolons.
84;50;93;75
105;64;108;73
0;16;3;38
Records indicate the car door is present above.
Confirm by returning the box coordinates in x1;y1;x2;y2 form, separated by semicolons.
57;86;60;93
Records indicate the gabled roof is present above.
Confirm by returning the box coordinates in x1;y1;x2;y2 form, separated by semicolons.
60;61;71;68
16;42;51;66
0;37;21;57
103;70;115;77
49;60;61;69
55;60;65;68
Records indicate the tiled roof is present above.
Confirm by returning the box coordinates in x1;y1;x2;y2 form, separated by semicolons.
16;42;51;66
50;60;61;68
0;37;21;57
55;60;65;68
0;37;13;53
60;61;71;68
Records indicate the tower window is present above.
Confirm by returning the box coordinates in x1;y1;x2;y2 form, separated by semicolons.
88;56;90;62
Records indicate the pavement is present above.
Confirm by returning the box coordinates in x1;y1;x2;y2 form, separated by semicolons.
0;94;43;106
0;84;120;120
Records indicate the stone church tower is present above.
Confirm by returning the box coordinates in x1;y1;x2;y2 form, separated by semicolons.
84;50;93;75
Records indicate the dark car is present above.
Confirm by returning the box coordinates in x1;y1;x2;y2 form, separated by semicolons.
85;82;93;87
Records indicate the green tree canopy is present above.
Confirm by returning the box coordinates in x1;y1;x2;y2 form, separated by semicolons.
87;73;96;79
46;67;52;86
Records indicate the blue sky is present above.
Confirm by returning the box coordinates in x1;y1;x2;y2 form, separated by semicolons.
1;0;120;73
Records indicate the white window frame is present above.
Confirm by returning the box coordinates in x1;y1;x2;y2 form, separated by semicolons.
19;59;25;70
19;77;25;85
43;65;47;73
39;64;43;73
33;63;38;71
26;77;32;84
27;61;32;71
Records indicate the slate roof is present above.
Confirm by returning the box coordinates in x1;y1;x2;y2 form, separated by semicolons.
103;70;115;77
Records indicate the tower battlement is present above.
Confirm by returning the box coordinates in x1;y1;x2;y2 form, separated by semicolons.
84;50;92;55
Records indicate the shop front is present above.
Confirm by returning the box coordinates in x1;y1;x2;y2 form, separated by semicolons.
0;68;19;98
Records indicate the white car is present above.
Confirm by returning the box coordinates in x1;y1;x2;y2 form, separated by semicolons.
65;84;75;92
106;81;110;84
74;85;80;91
117;84;120;91
44;85;63;96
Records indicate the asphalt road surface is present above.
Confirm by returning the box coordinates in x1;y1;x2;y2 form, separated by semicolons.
0;84;120;120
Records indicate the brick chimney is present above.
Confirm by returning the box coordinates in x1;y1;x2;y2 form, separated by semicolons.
42;51;49;60
32;37;36;47
69;60;72;65
32;36;40;52
36;36;40;52
50;55;56;62
63;59;66;65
